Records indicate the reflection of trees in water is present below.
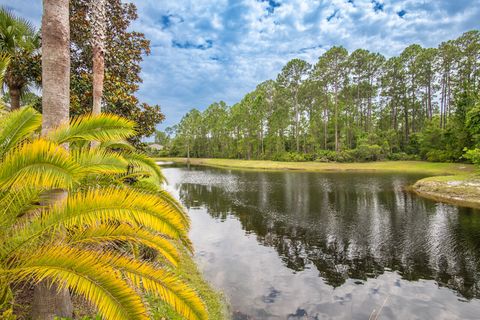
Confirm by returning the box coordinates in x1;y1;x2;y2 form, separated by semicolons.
178;170;480;299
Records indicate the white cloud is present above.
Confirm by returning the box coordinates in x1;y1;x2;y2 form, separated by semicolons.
1;0;479;130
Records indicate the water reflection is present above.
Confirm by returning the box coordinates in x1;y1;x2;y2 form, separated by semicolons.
163;165;480;319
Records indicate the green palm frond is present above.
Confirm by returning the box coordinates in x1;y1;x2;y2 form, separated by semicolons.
47;114;136;145
0;110;206;320
71;148;128;175
124;152;166;184
0;139;80;190
0;187;41;230
7;246;149;320
7;188;192;257
68;224;180;266
106;252;209;320
100;139;135;151
0;53;10;85
0;106;41;159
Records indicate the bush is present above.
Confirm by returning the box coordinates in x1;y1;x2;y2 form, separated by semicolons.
352;144;383;161
271;152;308;162
425;149;456;162
315;150;354;163
387;152;419;161
464;148;480;167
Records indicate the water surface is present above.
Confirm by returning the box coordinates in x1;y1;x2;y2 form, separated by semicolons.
162;165;480;320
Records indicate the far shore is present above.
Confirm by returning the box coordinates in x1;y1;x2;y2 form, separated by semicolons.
156;157;473;175
157;157;480;209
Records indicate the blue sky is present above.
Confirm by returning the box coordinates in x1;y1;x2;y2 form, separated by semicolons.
2;0;480;131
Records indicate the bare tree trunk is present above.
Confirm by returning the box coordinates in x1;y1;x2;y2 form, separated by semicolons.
41;0;70;134
8;86;21;110
32;1;73;319
32;282;73;320
90;0;106;115
92;46;104;115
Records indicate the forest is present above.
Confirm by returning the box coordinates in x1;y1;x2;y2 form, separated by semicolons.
160;30;480;164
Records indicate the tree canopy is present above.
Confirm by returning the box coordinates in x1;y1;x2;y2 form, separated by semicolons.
167;30;480;163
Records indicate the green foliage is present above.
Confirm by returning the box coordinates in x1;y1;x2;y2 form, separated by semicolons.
0;107;208;320
169;30;480;164
464;148;480;167
68;0;163;145
0;7;41;108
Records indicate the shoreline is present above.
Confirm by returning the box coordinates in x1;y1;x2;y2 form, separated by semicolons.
411;175;480;209
157;157;473;175
157;157;480;209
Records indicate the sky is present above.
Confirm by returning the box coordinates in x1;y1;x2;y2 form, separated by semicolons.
2;0;480;131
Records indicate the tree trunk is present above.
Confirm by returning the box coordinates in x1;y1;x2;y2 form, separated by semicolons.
41;0;70;135
8;86;21;110
92;45;104;115
32;281;73;320
32;1;73;319
90;0;106;115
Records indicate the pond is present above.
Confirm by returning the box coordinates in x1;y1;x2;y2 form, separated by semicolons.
161;164;480;320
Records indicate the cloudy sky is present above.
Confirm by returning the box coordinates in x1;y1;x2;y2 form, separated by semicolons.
2;0;480;130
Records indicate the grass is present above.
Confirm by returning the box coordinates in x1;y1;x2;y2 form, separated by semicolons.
412;173;480;209
157;157;474;176
148;248;229;320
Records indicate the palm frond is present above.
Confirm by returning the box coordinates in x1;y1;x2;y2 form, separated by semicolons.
68;224;180;266
6;188;192;257
47;114;136;145
100;139;135;151
106;252;209;320
0;53;10;85
0;139;80;190
124;152;166;184
7;246;149;320
71;148;128;175
0;187;41;230
0;106;42;159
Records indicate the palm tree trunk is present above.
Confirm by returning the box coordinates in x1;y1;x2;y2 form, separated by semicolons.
90;0;106;115
8;85;21;110
41;0;70;134
92;45;104;114
32;1;73;319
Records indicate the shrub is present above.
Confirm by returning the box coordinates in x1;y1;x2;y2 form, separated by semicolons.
272;152;308;162
464;148;480;167
425;149;456;162
387;152;419;161
352;144;383;161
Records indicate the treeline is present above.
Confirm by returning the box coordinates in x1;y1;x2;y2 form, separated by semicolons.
159;30;480;162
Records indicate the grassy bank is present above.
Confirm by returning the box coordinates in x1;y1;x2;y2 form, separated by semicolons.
149;248;229;320
412;175;480;209
157;157;474;175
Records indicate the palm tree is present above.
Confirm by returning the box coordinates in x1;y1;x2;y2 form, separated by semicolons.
0;7;40;110
34;0;72;317
89;0;106;115
0;107;208;320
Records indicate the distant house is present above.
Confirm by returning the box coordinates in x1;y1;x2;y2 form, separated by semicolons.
149;143;164;151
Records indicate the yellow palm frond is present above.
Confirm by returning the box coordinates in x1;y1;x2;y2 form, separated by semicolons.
71;148;128;175
0;187;41;230
0;139;80;190
0;53;10;87
47;113;136;145
68;223;180;266
99;139;135;151
0;107;42;159
124;152;166;184
104;251;209;320
7;246;149;320
7;188;192;257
